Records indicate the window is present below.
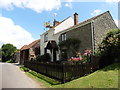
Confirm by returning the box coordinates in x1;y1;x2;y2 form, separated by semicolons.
44;33;48;42
61;33;66;41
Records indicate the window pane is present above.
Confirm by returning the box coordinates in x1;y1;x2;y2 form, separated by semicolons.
44;33;48;42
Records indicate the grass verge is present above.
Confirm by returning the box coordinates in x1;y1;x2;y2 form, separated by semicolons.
20;63;120;88
52;63;120;88
6;59;12;63
20;66;61;87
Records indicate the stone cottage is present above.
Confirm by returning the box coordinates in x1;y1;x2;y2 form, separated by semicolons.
20;39;40;64
40;11;118;62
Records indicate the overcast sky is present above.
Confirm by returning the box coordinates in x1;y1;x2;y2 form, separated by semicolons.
0;0;119;49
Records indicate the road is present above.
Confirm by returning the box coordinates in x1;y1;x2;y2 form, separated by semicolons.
0;63;45;88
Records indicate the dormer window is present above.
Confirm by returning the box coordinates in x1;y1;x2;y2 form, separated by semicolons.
44;33;48;42
61;33;66;41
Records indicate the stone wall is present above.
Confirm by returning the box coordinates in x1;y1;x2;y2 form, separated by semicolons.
93;11;118;51
29;41;40;61
62;23;92;59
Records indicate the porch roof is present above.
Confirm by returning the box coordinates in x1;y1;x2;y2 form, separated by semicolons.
45;40;58;50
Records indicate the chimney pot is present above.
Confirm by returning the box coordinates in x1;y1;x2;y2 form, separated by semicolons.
74;13;78;25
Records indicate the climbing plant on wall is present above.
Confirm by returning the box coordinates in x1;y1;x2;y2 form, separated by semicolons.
59;38;81;53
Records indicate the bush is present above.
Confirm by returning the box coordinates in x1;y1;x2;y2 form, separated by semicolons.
97;29;120;68
36;53;51;62
36;55;41;61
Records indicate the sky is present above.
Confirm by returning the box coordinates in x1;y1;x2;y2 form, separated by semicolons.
0;0;119;49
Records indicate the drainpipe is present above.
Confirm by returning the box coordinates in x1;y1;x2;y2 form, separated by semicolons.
91;20;95;55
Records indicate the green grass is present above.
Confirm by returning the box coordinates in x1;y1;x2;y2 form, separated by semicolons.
20;63;120;88
52;63;120;88
6;59;12;63
25;72;52;88
20;66;60;86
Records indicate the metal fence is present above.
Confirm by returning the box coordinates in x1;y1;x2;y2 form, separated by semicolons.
24;57;100;83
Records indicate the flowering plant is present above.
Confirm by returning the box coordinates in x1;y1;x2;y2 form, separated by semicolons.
69;49;92;64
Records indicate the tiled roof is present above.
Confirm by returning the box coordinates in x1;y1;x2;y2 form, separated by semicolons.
20;39;40;51
77;11;109;26
20;45;28;51
56;11;110;34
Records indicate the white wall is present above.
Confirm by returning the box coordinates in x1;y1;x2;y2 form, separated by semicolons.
40;29;55;55
54;17;74;34
40;16;74;61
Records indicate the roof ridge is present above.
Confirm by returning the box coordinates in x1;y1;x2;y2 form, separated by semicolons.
77;10;109;26
51;16;71;29
20;39;40;50
55;11;110;34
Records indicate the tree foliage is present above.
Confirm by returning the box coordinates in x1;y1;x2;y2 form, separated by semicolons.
2;44;17;62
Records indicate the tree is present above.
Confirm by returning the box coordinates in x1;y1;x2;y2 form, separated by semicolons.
2;44;17;62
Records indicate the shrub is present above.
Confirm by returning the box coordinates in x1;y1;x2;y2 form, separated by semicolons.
59;38;81;55
68;49;92;64
36;53;51;62
97;29;120;68
36;55;41;61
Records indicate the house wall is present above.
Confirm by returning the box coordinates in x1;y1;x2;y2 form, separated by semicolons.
93;11;118;51
40;17;74;61
67;23;92;58
58;23;92;59
40;29;55;56
29;41;40;61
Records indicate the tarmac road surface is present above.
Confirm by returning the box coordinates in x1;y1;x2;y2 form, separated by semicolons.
1;63;45;88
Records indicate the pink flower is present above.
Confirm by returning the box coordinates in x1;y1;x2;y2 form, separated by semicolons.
83;52;88;56
71;57;82;61
78;57;82;61
85;49;92;54
77;52;81;55
72;58;77;61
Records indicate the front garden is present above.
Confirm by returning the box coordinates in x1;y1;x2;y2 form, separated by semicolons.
20;62;120;88
23;29;120;87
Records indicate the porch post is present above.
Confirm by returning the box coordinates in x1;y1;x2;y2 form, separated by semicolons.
51;49;53;62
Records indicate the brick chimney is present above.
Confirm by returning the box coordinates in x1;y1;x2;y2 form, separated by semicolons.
74;13;78;25
53;19;60;26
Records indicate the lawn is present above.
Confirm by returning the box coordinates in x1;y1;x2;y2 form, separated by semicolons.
20;63;120;88
52;63;120;88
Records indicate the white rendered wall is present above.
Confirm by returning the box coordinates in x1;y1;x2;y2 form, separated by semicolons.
40;29;55;55
54;17;74;34
40;17;74;61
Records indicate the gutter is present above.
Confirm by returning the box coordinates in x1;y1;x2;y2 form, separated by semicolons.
91;20;95;55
